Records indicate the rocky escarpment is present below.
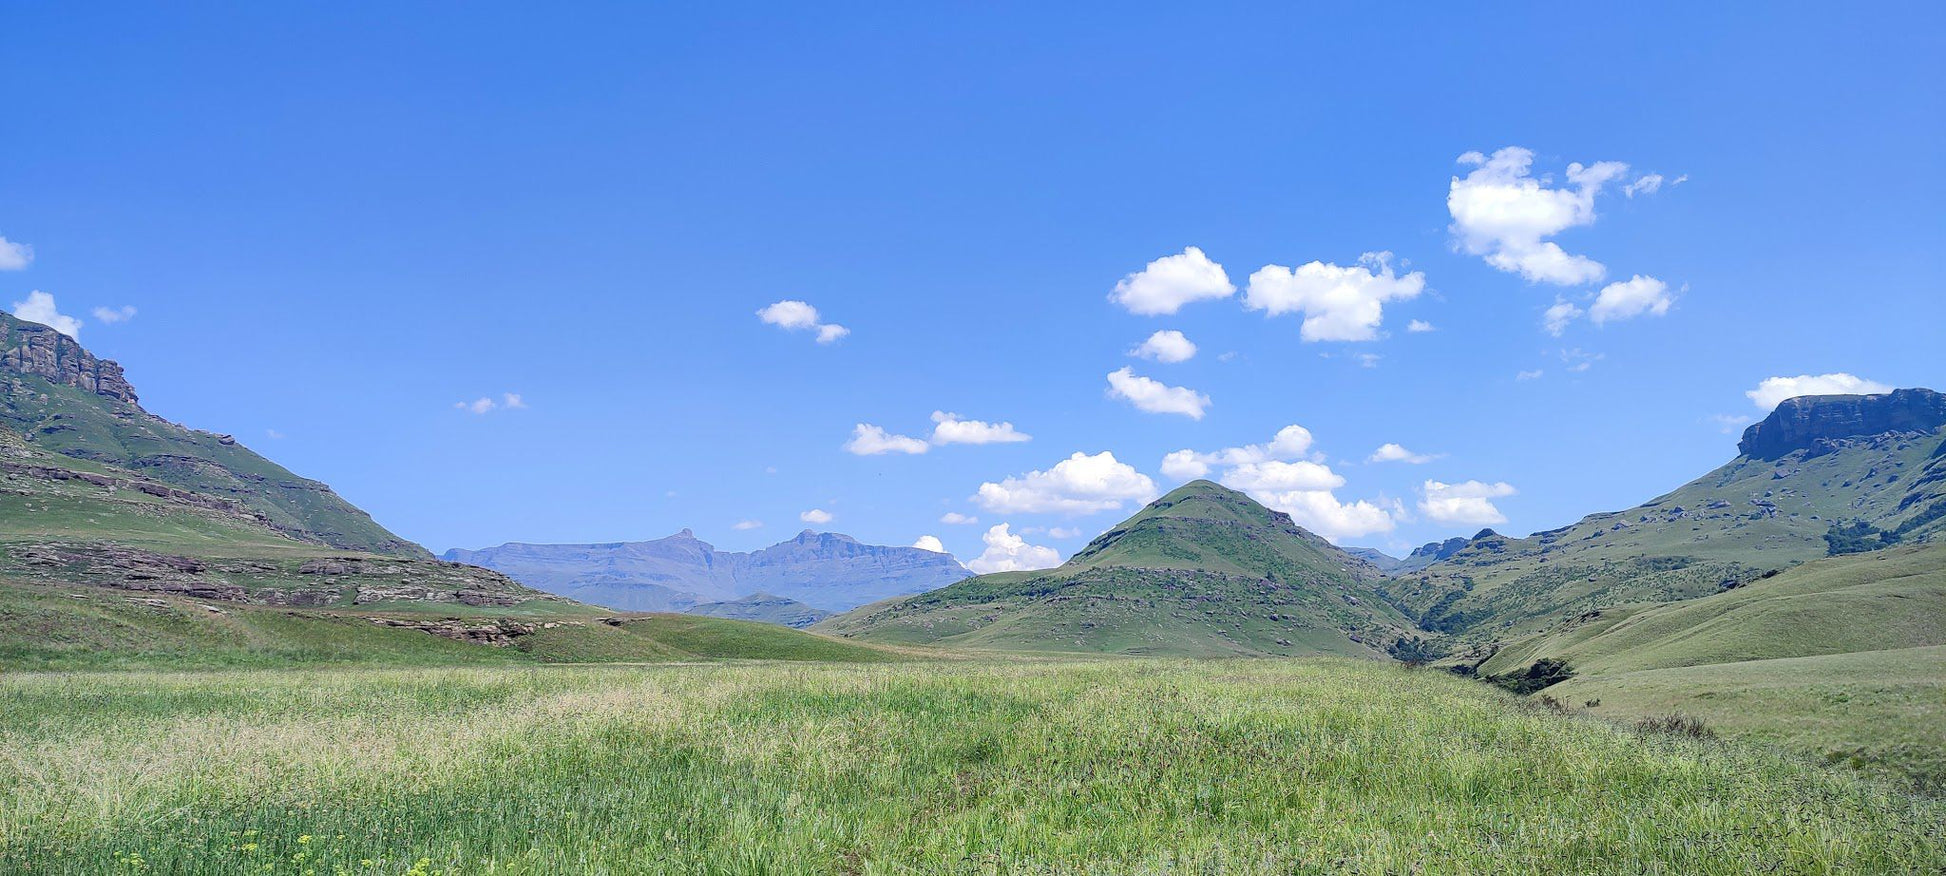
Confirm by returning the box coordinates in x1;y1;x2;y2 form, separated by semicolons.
0;312;138;405
1740;388;1946;460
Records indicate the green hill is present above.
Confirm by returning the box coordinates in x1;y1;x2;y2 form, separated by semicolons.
1381;389;1946;641
1;311;426;557
816;480;1418;657
685;591;834;627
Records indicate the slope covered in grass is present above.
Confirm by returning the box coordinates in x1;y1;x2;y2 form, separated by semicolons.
1;660;1939;874
818;481;1414;657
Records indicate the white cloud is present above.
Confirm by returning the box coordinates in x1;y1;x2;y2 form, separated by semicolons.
0;236;32;271
1420;480;1516;526
844;423;930;455
1047;526;1082;539
11;291;81;339
1623;173;1664;197
1369;443;1438;464
1165;425;1394;541
975;450;1157;515
1589;275;1674;325
265;429;286;440
1130;329;1197;363
1407;320;1435;333
1243;252;1425;342
1708;414;1754;434
1745;373;1894;410
966;523;1063;574
930;411;1031;445
799;508;834;524
733;519;764;531
1516;369;1544;381
91;305;137;324
1542;298;1584;336
454;392;526;415
1109;247;1235;315
939;512;979;525
1160;425;1315;482
911;535;946;553
1448;146;1629;285
757;300;849;344
1105;367;1210;419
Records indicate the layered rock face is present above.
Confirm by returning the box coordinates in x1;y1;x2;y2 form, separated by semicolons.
1740;388;1946;459
0;312;138;405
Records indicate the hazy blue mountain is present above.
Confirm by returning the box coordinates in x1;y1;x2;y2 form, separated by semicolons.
444;529;971;612
1342;547;1402;573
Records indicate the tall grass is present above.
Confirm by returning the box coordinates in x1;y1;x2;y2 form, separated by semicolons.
1;659;1940;874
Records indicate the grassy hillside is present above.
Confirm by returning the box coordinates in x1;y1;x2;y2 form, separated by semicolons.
1382;426;1946;640
2;660;1939;874
685;591;833;627
1;313;426;557
818;481;1417;657
1465;543;1946;790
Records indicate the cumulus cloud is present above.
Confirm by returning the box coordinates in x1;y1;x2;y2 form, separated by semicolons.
733;519;764;531
939;512;979;525
1105;367;1210;419
0;236;32;271
1407;320;1435;333
1420;480;1516;526
974;450;1157;515
1243;252;1425;342
930;411;1031;445
799;508;834;524
911;535;947;553
844;423;930;455
1589;275;1674;324
454;392;526;415
91;305;137;324
1369;443;1438;464
10;291;81;338
1448;146;1628;286
1542;298;1584;337
1746;373;1893;410
1108;247;1235;315
966;523;1062;574
1130;329;1198;363
757;300;849;344
1164;425;1394;541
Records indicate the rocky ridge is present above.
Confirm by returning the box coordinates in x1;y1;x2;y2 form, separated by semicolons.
1740;388;1946;459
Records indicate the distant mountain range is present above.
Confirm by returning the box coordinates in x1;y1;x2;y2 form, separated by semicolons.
816;480;1414;657
443;529;972;613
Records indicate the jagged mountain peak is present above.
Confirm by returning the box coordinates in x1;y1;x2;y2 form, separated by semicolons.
0;310;139;406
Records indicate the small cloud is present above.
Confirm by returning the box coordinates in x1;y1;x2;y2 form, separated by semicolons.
966;523;1062;574
1046;526;1082;539
1516;369;1545;381
0;236;32;270
454;393;528;415
1407;320;1435;333
91;305;137;324
1353;353;1382;368
930;411;1031;445
757;300;849;344
940;512;979;525
1105;367;1210;419
10;291;81;338
1109;247;1235;315
1543;298;1584;336
844;423;930;455
1589;275;1675;325
799;508;833;524
1420;479;1516;525
265;429;286;440
1369;443;1439;464
1129;329;1197;363
1708;414;1754;434
1448;146;1630;286
1243;252;1426;342
732;519;764;531
1559;348;1602;373
1745;373;1893;410
975;450;1157;515
911;535;946;553
1623;173;1683;198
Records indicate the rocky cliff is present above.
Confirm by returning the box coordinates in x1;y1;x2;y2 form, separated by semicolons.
445;529;973;612
1740;388;1946;459
0;312;138;405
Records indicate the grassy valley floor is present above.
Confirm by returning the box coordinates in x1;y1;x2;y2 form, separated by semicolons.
2;660;1941;874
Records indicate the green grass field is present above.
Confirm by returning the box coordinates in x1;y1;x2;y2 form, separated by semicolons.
2;659;1941;874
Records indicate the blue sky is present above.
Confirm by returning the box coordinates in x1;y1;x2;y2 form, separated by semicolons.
4;3;1941;568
